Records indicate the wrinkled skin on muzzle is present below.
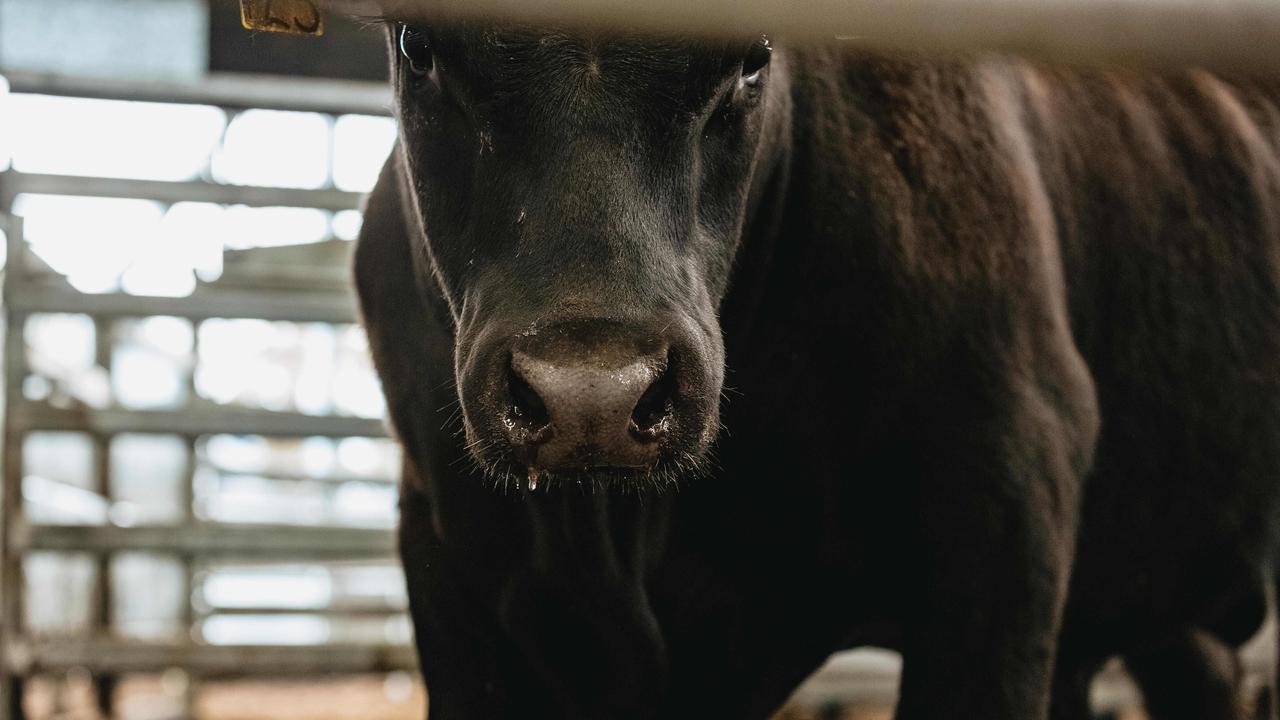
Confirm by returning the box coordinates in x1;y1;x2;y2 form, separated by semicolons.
387;23;783;489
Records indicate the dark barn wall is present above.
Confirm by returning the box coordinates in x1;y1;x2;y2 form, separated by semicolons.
207;0;387;81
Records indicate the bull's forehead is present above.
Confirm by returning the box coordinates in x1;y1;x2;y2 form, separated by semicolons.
425;24;744;125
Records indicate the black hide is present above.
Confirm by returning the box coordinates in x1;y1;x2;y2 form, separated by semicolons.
355;24;1280;720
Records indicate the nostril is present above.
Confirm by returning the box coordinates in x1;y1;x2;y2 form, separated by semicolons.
629;360;676;442
506;361;550;437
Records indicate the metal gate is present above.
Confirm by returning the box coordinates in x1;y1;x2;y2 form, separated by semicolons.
0;69;415;720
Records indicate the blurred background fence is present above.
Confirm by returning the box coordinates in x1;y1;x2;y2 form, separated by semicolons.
0;3;427;718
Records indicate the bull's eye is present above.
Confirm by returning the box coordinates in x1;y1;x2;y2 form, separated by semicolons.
398;24;434;76
741;35;772;86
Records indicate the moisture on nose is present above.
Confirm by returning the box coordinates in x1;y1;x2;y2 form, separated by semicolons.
503;346;675;470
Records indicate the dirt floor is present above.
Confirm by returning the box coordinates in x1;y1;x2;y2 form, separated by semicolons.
26;675;427;720
24;673;1149;720
774;711;1147;720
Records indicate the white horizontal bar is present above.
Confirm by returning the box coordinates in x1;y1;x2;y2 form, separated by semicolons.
2;171;364;211
3;70;392;116
334;0;1280;75
7;282;360;324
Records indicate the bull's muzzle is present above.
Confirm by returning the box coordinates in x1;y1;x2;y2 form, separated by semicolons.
504;335;674;471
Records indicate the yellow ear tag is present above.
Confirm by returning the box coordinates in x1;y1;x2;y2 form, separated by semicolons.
239;0;325;36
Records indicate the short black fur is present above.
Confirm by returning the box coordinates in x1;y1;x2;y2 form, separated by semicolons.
356;24;1280;720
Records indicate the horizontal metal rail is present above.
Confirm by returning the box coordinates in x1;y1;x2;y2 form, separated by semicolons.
2;70;392;116
8;282;359;324
9;402;386;438
5;640;415;677
338;0;1280;76
12;523;395;559
209;470;397;486
204;264;354;291
1;172;365;211
201;604;407;617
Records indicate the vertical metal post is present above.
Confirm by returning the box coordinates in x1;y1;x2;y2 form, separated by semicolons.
2;214;30;720
181;322;201;720
92;317;115;719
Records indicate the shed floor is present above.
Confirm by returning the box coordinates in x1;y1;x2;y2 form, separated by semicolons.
23;673;1150;720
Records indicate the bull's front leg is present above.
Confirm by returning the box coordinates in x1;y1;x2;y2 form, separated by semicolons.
895;371;1098;720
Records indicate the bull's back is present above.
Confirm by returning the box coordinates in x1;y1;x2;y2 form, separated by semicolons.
1026;67;1280;643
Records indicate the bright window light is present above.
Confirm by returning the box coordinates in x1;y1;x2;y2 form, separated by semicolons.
333;114;397;193
202;474;327;525
110;434;188;525
23;475;108;524
333;362;386;419
332;481;396;527
25;554;96;633
26;435;95;484
331;209;363;241
14;193;164;293
203;568;332;610
204;435;272;474
336;437;386;476
25;313;96;372
120;236;199;298
7;94;224;181
213;109;330;189
23;314;113;408
162;203;226;282
332;564;406;601
300;437;337;477
195;319;381;416
134;316;196;357
111;554;185;640
222;205;330;249
196;319;290;406
0;74;11;172
16;196;222;295
250;364;295;412
202;614;331;646
112;345;186;409
296;324;337;416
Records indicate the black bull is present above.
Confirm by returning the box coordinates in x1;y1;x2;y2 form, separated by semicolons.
353;22;1280;720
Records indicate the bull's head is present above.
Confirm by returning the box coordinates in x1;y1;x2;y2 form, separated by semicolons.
387;22;787;489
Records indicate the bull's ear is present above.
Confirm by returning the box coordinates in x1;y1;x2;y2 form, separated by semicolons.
239;0;325;36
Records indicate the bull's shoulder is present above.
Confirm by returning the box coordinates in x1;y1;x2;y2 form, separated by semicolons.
354;151;454;345
1014;64;1280;201
763;51;1091;426
784;51;1068;307
354;152;458;468
352;152;404;316
355;153;424;318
